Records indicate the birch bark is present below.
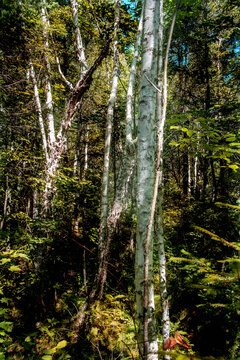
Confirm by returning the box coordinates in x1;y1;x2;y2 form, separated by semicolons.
157;0;180;354
29;0;110;216
29;58;48;162
41;2;56;151
96;6;142;300
73;1;141;329
70;0;88;76
135;0;159;358
99;0;121;251
139;0;180;358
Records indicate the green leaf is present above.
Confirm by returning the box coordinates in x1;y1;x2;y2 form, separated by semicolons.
9;265;21;272
11;253;29;260
0;321;13;332
225;136;236;142
229;143;240;147
56;340;67;349
42;356;52;360
91;327;98;336
0;258;11;265
169;141;180;146
176;355;189;360
228;164;239;171
44;348;56;355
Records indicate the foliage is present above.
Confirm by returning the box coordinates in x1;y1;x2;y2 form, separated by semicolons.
0;0;239;358
88;295;137;359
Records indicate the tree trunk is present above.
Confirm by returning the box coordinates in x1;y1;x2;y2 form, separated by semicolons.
98;0;121;254
141;1;180;358
73;2;142;329
96;6;143;300
135;0;159;358
40;40;110;216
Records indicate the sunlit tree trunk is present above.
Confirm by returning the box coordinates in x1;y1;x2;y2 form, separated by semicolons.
31;0;110;216
41;1;57;215
140;1;180;358
194;121;199;198
41;2;56;152
73;1;141;328
156;0;171;353
135;0;159;358
0;176;10;231
157;2;180;355
29;57;48;162
96;6;142;300
70;0;88;77
98;0;121;268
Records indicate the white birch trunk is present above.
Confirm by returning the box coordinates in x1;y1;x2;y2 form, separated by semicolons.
70;0;88;76
157;1;181;355
136;0;159;358
88;7;141;300
55;51;73;90
155;0;170;353
40;1;57;215
32;189;39;220
194;121;199;195
73;0;140;328
0;176;10;230
99;0;121;250
188;153;191;198
41;2;56;150
84;124;89;172
29;58;49;162
126;11;143;144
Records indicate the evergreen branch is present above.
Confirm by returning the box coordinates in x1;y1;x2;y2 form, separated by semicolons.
215;202;240;210
195;226;240;250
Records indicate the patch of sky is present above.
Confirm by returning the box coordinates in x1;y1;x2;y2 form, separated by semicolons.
122;0;138;9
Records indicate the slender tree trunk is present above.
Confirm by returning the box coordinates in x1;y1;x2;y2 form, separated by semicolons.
41;1;57;215
143;1;180;358
96;7;143;300
70;0;88;76
156;0;171;353
188;153;192;198
99;0;121;252
39;40;110;215
37;0;110;216
84;124;89;174
194;121;199;198
73;3;142;329
29;58;48;162
32;189;39;220
0;176;10;230
41;2;56;151
71;0;119;328
135;0;159;358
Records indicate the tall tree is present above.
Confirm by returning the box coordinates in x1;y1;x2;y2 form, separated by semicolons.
28;0;110;216
135;0;159;358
